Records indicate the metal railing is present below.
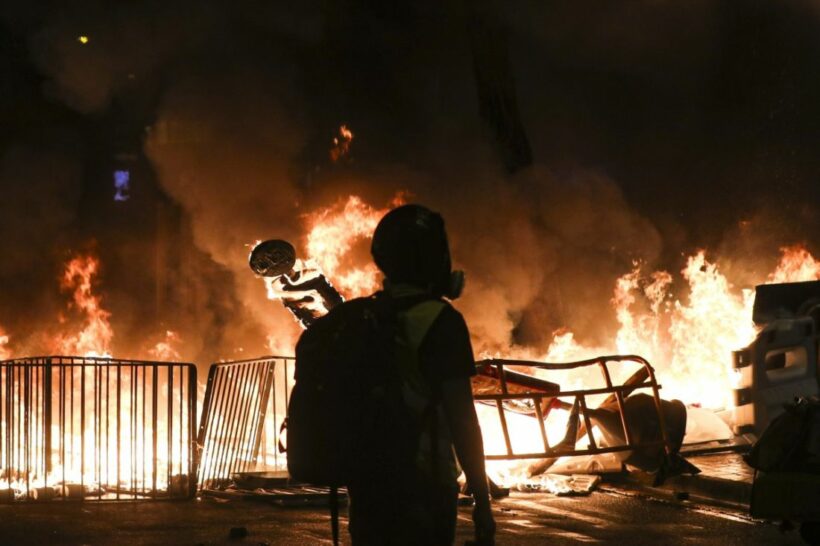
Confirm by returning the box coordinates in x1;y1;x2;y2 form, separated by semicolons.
195;354;673;490
0;356;197;502
196;357;292;490
473;355;672;461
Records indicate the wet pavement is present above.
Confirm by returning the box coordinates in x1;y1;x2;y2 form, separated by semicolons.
690;451;755;483
0;487;805;545
623;451;756;509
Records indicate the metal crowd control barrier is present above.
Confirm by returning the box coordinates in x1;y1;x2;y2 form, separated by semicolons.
473;355;672;461
196;357;292;490
0;356;197;502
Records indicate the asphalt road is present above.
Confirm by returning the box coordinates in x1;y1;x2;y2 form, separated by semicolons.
0;489;805;545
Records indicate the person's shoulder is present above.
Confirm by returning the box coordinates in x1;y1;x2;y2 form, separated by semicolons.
437;300;465;321
430;301;469;335
421;301;476;378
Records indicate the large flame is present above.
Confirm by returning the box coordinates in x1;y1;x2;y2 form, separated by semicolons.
541;246;820;410
289;195;820;413
303;195;402;297
0;254;191;499
768;245;820;283
53;254;113;358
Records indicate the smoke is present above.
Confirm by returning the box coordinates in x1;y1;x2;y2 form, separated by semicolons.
1;0;817;363
0;140;84;352
144;59;309;355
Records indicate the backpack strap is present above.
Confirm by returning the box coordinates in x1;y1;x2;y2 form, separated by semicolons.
394;299;447;396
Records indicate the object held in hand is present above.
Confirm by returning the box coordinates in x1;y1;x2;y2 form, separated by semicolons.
249;239;344;328
249;239;297;277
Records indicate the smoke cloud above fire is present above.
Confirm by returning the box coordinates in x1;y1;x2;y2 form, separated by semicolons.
1;0;818;376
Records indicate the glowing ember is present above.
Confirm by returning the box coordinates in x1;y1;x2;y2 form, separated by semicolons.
329;124;354;162
303;195;402;297
53;254;113;358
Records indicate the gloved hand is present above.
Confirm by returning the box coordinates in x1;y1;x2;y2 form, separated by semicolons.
468;497;496;546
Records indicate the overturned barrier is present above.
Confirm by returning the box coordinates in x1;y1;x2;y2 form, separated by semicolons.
0;356;197;501
473;355;674;464
196;357;292;490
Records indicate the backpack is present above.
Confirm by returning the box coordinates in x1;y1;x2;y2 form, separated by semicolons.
286;292;444;543
745;396;820;473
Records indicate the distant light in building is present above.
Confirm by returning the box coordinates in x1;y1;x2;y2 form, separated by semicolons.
113;170;130;201
77;35;89;45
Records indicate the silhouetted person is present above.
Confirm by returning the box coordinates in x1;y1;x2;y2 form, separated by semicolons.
347;204;495;545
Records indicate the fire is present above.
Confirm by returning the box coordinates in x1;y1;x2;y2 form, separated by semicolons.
768;245;820;283
0;327;11;360
53;254;113;358
540;245;820;410
329;124;354;162
149;330;183;361
293;196;818;414
303;195;401;297
0;253;196;501
664;252;757;408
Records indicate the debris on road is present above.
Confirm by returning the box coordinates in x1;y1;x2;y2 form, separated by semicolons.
513;474;601;496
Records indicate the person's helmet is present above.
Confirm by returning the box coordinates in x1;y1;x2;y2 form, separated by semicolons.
371;204;465;299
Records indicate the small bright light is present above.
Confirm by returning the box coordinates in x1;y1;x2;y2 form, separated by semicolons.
78;36;89;44
113;170;130;201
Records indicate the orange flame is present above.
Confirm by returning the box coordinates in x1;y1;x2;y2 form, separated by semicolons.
329;124;354;162
303;195;403;297
0;327;11;360
768;245;820;283
541;245;820;409
53;254;113;357
480;246;819;484
149;330;183;361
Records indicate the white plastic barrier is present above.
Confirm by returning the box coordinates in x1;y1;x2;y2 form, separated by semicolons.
732;317;819;435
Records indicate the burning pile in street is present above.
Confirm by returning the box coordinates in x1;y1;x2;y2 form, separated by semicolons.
0;254;193;501
1;183;818;502
250;194;820;488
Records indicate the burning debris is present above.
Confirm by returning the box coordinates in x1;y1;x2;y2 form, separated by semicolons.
473;356;695;489
512;473;601;496
250;239;343;328
0;356;197;502
1;192;812;505
244;199;819;494
538;246;820;411
251;230;696;488
248;195;404;327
